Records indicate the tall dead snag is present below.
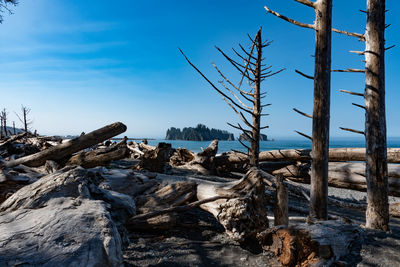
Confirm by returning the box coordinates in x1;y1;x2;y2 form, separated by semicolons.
333;1;389;230
364;0;389;230
1;108;8;138
180;28;283;168
16;105;32;133
265;0;332;220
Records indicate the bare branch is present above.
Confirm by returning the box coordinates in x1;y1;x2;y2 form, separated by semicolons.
238;138;251;151
240;91;253;102
295;69;314;80
293;108;312;118
294;130;312;140
352;103;366;110
219;80;252;110
212;63;254;96
385;45;395;51
294;0;315;8
339;89;364;97
261;68;285;78
385;24;391;29
339;127;365;135
332;28;365;41
264;6;315;30
349;50;365;55
215;46;253;80
260;125;269;130
332;68;365;73
179;48;252;115
232;149;249;156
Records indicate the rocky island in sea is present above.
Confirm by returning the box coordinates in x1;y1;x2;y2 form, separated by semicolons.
165;124;234;141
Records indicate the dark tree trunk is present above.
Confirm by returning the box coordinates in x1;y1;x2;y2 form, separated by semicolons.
310;0;332;220
364;0;389;230
250;31;262;167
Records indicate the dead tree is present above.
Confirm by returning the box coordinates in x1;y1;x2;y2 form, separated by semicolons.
1;108;8;138
12;121;15;135
265;0;332;220
180;28;283;167
16;105;32;133
333;1;389;230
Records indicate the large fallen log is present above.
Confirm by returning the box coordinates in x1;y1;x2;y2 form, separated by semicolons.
215;147;400;164
67;141;129;168
4;122;127;168
272;162;400;196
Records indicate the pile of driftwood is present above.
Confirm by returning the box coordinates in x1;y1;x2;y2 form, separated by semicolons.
0;123;397;266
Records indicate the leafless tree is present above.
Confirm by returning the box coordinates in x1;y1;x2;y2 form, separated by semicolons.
180;28;284;167
334;0;390;231
16;105;32;133
0;0;17;23
265;0;333;220
1;108;8;138
12;121;16;135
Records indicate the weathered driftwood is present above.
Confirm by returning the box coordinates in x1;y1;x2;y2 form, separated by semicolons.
273;174;288;226
135;142;173;173
173;140;219;175
257;220;363;266
0;132;28;150
0;167;136;266
196;167;269;242
127;181;196;230
272;162;400;196
169;148;195;166
67;142;129;168
215;148;400;165
4;122;127;168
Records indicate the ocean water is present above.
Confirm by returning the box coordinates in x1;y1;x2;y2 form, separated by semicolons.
141;137;400;153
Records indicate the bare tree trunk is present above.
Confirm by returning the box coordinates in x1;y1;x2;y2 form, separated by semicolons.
274;174;288;226
364;0;389;231
250;31;262;167
310;0;332;220
13;121;16;135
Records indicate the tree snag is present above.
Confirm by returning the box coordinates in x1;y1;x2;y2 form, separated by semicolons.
265;0;332;219
364;0;389;231
180;28;283;168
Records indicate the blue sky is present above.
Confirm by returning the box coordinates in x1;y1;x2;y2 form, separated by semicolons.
0;0;399;138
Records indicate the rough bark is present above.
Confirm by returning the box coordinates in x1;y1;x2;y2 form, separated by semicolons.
196;167;269;242
249;30;262;167
67;143;129;168
273;174;288;226
364;0;389;231
257;220;363;266
310;0;332;220
135;142;173;173
4;122;127;168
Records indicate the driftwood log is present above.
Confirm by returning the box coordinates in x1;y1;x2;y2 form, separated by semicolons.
215;148;400;164
67;141;129;168
273;162;400;196
4;122;127;168
195;167;269;242
135;142;173;173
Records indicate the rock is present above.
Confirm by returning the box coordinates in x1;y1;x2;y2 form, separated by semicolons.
0;166;135;266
